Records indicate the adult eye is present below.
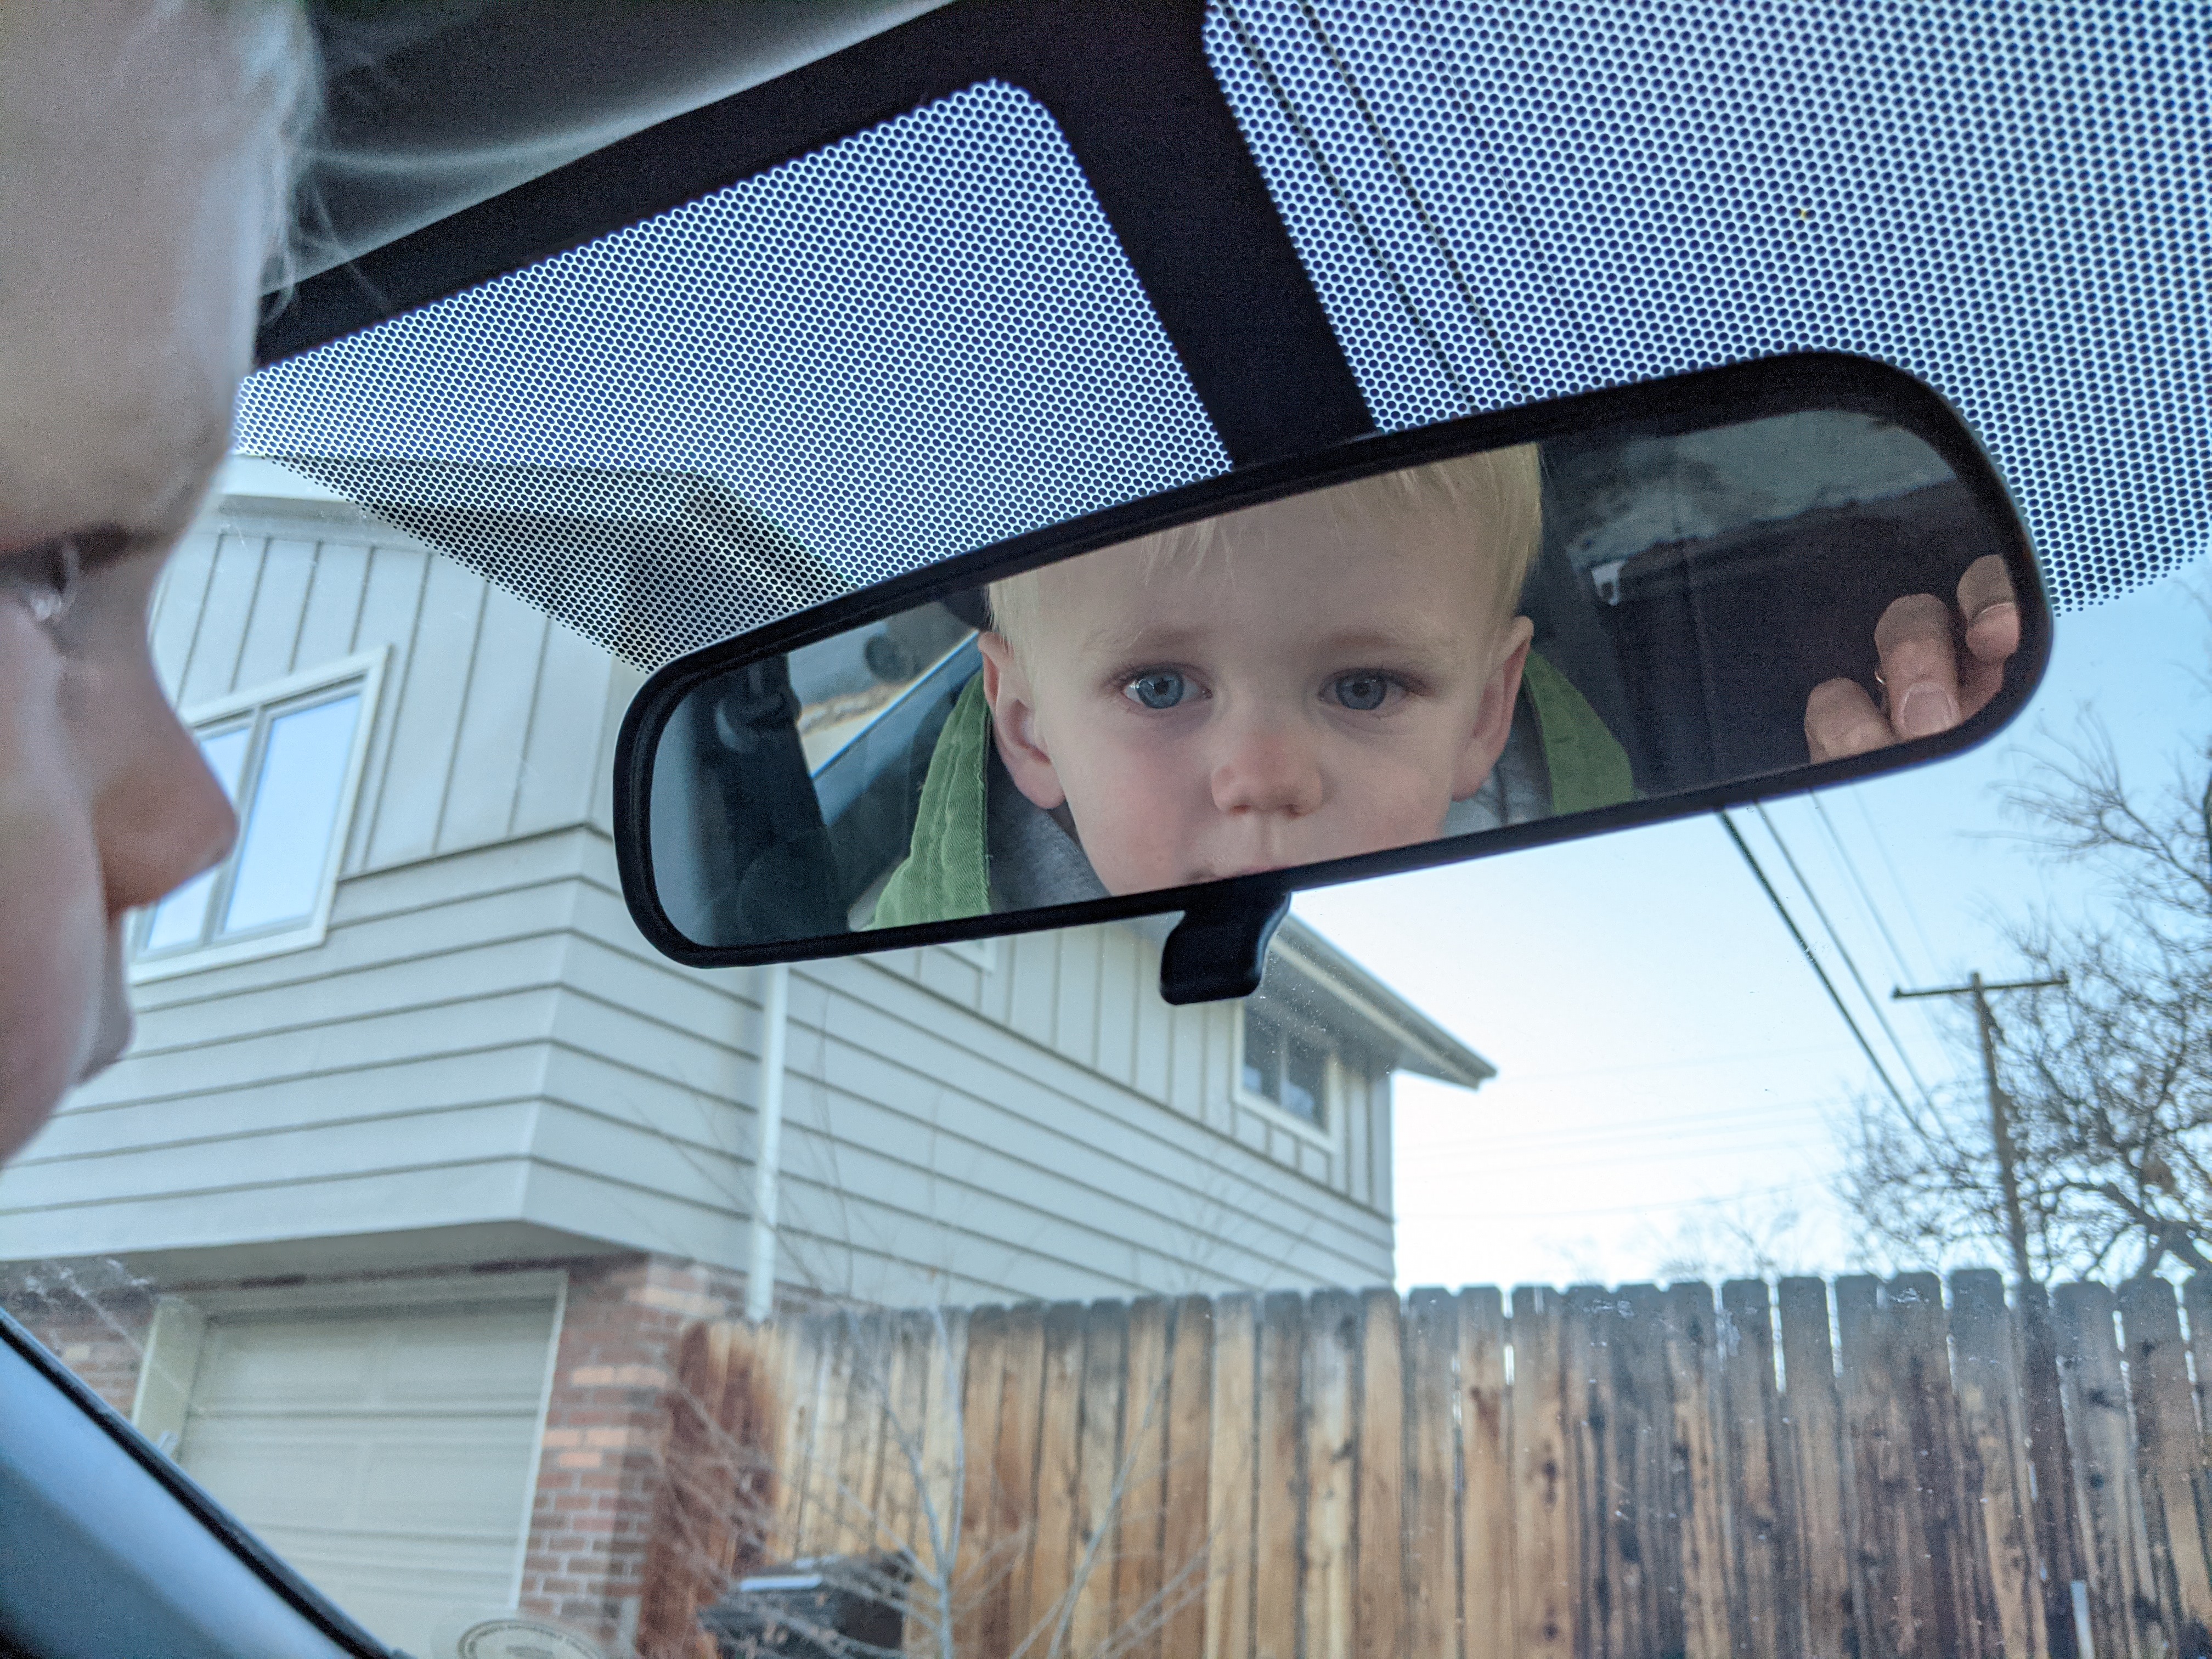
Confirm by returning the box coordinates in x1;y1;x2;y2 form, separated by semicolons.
0;538;81;627
1124;669;1189;710
1329;670;1397;712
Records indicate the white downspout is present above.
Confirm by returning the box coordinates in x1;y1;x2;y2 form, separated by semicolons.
744;962;790;1323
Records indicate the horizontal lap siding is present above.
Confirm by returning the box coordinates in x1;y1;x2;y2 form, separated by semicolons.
7;834;1391;1293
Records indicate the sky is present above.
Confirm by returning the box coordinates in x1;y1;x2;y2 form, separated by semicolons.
1298;564;2212;1293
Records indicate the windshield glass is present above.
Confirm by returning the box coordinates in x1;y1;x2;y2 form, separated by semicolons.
3;4;2206;1658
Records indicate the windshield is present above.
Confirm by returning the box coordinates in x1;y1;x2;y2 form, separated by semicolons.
3;4;2206;1659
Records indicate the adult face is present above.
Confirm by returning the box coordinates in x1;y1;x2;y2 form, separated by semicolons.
0;0;284;1160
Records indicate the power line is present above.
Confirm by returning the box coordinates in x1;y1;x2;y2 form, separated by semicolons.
1850;785;1945;969
1718;809;1913;1111
1499;1039;1859;1085
1400;1176;1817;1224
1754;802;1936;1101
1812;791;1922;985
1413;1095;1852;1157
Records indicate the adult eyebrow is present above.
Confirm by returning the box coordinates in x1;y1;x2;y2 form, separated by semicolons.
0;525;133;567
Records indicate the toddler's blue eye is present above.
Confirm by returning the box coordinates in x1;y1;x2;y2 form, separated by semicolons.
1125;670;1188;710
1331;672;1391;711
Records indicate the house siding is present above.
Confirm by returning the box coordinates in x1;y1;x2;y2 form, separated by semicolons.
1;502;1397;1301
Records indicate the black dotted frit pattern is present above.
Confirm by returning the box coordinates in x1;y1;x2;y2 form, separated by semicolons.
238;81;1229;664
1206;0;2210;610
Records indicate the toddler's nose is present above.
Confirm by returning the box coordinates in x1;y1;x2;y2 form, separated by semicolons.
1210;723;1324;817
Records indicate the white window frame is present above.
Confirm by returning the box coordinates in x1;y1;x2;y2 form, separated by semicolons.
1232;997;1345;1150
129;647;387;983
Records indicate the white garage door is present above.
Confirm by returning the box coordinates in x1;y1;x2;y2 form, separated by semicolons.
176;1298;558;1657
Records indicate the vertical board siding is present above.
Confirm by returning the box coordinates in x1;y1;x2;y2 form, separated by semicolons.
292;539;371;669
644;1275;2212;1659
155;512;619;882
176;531;262;705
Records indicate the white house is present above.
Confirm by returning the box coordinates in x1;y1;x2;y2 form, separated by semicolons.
0;461;1493;1657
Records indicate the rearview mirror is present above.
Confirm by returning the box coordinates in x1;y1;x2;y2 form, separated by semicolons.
613;354;2045;1001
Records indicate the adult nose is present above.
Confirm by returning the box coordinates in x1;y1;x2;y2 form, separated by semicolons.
1209;715;1325;818
97;697;237;918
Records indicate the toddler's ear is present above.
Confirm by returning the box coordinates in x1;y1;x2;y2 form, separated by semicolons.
977;631;1068;811
1450;615;1534;801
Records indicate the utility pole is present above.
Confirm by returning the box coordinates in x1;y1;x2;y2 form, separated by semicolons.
1895;970;2076;1652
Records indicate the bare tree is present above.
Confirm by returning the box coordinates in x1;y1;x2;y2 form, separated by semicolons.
1842;713;2212;1280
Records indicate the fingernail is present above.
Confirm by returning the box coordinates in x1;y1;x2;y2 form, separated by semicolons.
1897;682;1957;739
1971;600;2017;629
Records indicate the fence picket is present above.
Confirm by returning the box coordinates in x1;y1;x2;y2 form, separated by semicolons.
1838;1273;1926;1658
1776;1278;1850;1659
991;1304;1048;1658
1720;1279;1792;1659
1403;1289;1458;1659
1664;1282;1732;1659
1458;1288;1513;1659
1887;1272;1985;1659
1252;1292;1305;1659
1026;1300;1089;1649
1161;1295;1216;1659
1115;1295;1171;1659
1562;1288;1617;1659
1305;1289;1358;1659
912;1308;968;1652
1948;1271;2045;1659
769;1319;825;1565
1611;1284;1674;1659
831;1313;888;1558
952;1307;1009;1658
1203;1295;1256;1659
2118;1276;2212;1652
877;1312;932;1567
1068;1301;1129;1656
1511;1286;1576;1658
2057;1280;2154;1659
1355;1287;1408;1659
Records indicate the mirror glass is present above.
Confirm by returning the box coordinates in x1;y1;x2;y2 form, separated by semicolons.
647;405;2029;950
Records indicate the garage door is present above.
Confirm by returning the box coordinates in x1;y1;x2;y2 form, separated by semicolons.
176;1298;558;1657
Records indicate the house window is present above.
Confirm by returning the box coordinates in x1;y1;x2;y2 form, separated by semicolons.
132;651;383;979
1239;997;1335;1131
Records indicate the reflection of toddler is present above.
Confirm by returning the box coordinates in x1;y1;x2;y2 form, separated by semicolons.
975;445;1544;896
873;442;1642;927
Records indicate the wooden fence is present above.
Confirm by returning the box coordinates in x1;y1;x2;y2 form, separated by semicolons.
637;1273;2212;1659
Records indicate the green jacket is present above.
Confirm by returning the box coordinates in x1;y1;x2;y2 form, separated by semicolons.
871;650;1634;929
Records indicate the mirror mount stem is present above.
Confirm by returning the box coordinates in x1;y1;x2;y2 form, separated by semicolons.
1159;890;1291;1005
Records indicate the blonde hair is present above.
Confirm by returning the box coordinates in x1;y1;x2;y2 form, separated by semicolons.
206;0;325;294
989;442;1543;652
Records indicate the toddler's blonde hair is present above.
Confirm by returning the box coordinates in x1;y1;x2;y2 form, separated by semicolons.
989;442;1542;653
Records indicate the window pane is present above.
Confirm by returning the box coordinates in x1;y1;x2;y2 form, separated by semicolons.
1283;1030;1327;1126
220;694;361;936
1242;1006;1281;1099
140;725;254;955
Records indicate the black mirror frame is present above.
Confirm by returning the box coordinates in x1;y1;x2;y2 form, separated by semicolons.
612;352;2047;996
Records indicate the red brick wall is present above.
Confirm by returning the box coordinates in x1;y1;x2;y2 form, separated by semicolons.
520;1255;746;1652
1;1268;153;1417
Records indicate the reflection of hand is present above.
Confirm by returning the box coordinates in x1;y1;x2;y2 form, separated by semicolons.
1805;554;2019;762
